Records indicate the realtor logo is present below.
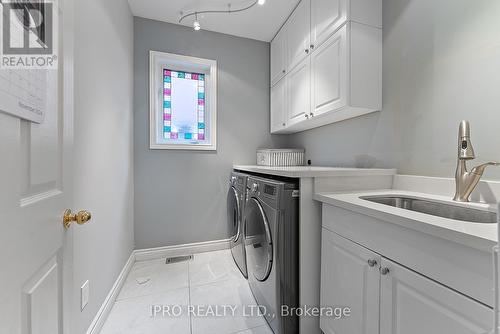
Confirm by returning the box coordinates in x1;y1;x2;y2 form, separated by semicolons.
0;0;58;69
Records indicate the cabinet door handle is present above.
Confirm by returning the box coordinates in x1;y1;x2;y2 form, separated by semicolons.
282;69;286;74
305;114;309;119
367;259;378;267
309;112;314;117
282;123;286;127
305;49;309;54
380;267;390;275
310;44;315;50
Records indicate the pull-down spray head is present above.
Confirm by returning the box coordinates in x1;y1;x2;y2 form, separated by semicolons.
454;120;500;202
458;120;475;160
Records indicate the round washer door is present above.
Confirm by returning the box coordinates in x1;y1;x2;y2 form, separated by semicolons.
227;186;240;242
244;197;273;281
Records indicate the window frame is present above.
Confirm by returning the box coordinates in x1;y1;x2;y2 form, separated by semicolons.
149;50;217;150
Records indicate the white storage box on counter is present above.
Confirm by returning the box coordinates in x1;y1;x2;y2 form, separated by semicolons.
256;149;305;166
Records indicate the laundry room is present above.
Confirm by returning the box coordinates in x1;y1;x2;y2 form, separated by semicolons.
1;1;500;334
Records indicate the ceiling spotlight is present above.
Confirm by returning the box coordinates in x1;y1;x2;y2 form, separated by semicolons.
258;0;266;4
193;13;201;31
193;20;201;30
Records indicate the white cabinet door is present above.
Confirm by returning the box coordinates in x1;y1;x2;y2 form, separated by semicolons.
270;77;286;133
286;57;310;126
270;28;286;87
380;258;493;334
311;0;347;50
320;229;380;334
285;0;310;71
311;25;347;117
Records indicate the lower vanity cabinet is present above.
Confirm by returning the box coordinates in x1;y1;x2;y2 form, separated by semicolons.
379;258;492;334
320;229;380;334
320;228;493;334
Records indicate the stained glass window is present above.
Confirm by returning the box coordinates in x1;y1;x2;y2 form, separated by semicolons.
162;69;206;141
150;51;217;150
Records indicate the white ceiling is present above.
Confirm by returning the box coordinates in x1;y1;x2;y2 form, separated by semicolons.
128;0;300;42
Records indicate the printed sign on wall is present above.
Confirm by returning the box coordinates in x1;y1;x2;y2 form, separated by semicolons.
0;0;58;123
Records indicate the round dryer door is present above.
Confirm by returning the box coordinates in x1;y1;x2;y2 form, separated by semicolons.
227;186;240;242
244;197;273;281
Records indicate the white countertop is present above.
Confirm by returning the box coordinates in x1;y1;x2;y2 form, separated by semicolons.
233;165;397;178
314;190;497;251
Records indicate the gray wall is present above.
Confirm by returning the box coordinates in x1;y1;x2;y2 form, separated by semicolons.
134;18;287;249
73;0;134;333
290;0;500;179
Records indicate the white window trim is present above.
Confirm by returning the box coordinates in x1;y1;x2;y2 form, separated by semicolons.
149;50;217;150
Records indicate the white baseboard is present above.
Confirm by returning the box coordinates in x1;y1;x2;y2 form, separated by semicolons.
85;238;230;334
133;238;231;262
85;252;135;334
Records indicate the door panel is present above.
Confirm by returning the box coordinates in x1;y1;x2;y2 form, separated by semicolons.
227;186;240;242
0;0;74;332
286;0;310;71
380;258;492;334
244;198;273;282
311;0;347;49
270;77;286;133
22;257;60;334
320;229;380;334
311;25;347;117
286;57;310;126
271;28;286;86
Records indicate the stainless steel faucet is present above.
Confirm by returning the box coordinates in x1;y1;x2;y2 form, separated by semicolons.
453;120;500;202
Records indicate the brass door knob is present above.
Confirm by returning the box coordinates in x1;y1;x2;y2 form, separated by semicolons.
63;209;92;229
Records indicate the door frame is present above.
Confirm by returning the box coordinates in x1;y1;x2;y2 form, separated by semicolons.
61;0;75;331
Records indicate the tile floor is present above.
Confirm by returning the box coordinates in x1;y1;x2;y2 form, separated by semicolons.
100;249;274;334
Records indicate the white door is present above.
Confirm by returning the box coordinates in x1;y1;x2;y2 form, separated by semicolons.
320;229;380;334
285;0;311;71
270;28;286;87
310;0;347;50
380;258;493;334
270;77;286;133
286;57;310;126
310;25;347;117
0;1;78;333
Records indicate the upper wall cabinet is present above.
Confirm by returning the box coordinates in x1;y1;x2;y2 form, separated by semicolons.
270;0;382;134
